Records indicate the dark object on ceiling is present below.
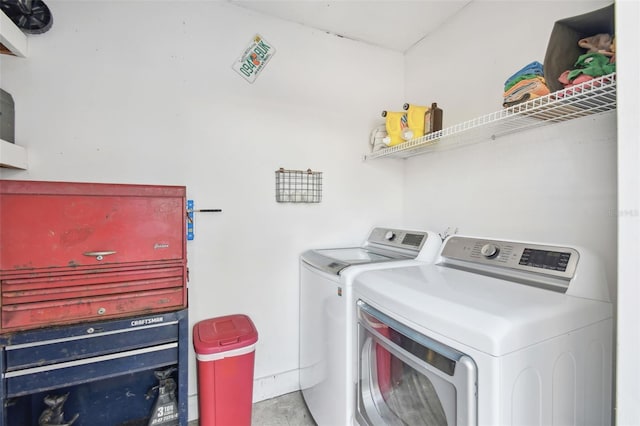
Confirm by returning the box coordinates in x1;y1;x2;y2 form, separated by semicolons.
1;0;53;34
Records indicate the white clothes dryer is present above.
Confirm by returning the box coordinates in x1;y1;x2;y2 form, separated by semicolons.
353;235;613;426
299;227;442;426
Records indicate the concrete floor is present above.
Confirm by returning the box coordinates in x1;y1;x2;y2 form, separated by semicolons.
188;390;316;425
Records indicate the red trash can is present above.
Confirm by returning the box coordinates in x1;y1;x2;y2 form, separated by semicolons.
193;314;259;426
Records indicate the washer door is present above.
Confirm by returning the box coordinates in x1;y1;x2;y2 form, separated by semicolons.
356;301;477;426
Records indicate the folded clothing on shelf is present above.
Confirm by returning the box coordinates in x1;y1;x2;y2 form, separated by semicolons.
504;61;544;89
502;75;550;108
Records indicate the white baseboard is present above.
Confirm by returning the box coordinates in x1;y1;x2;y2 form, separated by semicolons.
187;368;300;422
188;394;199;422
252;368;300;402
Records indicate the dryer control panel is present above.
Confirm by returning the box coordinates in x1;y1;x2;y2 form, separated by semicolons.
439;236;580;291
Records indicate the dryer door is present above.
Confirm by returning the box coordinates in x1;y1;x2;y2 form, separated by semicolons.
356;301;477;426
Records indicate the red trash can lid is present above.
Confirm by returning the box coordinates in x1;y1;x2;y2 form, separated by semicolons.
193;314;258;355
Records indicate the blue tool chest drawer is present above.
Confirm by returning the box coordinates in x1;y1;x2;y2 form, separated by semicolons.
0;309;188;426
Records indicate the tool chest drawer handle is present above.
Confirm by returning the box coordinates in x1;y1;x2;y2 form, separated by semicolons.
83;251;117;261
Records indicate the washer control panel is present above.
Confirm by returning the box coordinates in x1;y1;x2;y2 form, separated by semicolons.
440;236;579;280
367;228;427;252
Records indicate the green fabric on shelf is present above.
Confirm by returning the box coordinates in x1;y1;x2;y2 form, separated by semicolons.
567;53;616;80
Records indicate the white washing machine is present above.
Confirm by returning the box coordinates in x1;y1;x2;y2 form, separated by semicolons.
353;235;613;426
299;227;442;426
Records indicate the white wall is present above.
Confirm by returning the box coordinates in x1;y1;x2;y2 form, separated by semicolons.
615;0;640;423
402;0;617;289
403;113;617;287
0;1;406;419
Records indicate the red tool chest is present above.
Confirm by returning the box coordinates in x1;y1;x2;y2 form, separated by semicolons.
0;180;187;333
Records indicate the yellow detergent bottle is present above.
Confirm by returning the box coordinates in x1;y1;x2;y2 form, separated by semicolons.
381;111;412;147
403;103;428;137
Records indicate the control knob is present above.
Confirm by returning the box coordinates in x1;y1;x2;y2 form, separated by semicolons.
384;231;396;241
480;243;499;259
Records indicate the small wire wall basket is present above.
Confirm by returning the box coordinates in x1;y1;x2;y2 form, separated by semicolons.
275;168;323;203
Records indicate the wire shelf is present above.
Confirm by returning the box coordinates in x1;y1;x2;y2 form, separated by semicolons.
275;168;323;203
364;73;617;160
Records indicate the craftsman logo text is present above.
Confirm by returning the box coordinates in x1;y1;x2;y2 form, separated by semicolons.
131;317;164;327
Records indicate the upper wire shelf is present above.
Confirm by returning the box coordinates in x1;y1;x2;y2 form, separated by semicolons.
364;73;617;160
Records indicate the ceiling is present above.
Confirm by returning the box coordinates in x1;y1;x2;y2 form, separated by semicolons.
228;0;472;52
